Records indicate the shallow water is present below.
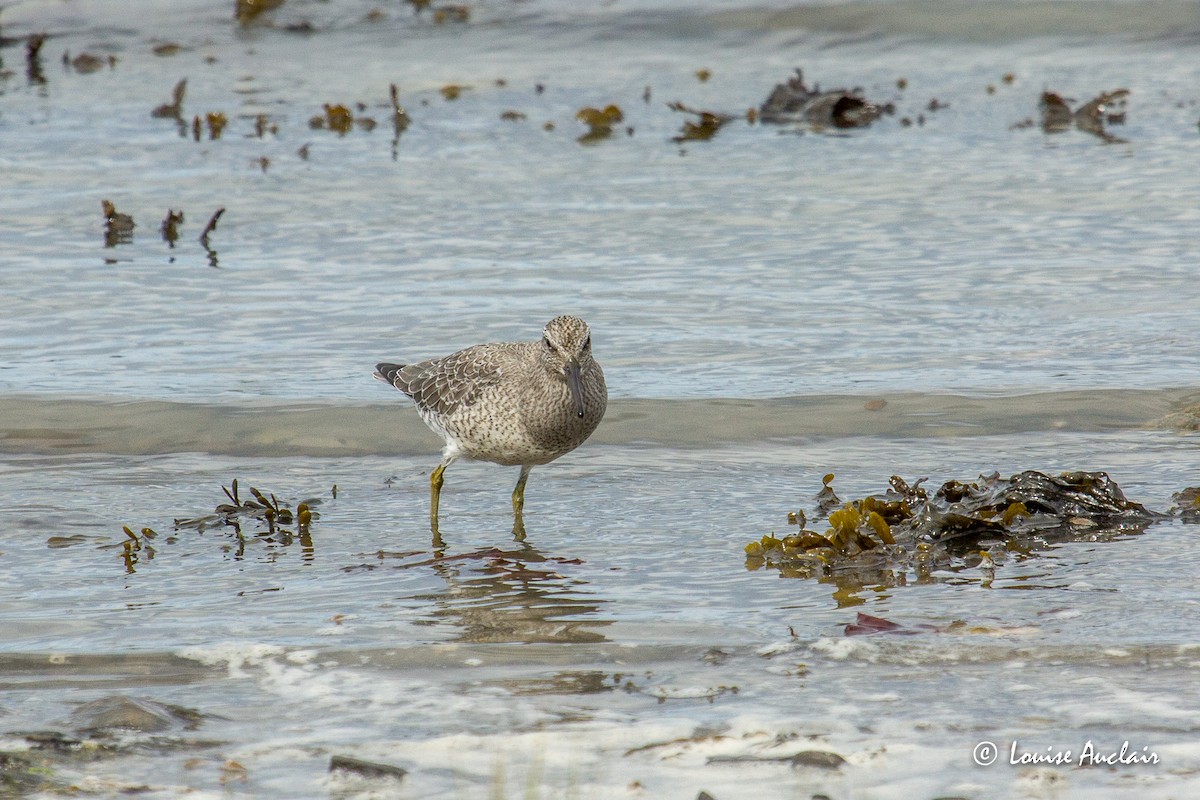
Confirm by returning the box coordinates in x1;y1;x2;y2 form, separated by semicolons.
2;0;1200;797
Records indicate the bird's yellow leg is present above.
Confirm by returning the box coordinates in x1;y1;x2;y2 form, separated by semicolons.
512;465;532;515
430;461;447;528
511;465;532;542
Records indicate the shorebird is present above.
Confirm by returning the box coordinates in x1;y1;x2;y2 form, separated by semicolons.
375;315;606;536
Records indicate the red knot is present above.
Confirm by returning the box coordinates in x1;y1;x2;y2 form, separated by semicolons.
375;315;606;537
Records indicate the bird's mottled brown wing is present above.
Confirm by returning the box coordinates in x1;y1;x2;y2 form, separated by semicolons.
376;344;510;419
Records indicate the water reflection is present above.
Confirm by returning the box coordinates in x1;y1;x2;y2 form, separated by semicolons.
199;208;225;268
391;535;609;644
24;34;47;89
763;518;1156;608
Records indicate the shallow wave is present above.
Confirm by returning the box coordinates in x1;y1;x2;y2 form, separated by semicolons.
1;388;1195;457
704;1;1200;42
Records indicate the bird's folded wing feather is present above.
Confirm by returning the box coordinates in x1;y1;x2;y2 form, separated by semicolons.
387;345;507;418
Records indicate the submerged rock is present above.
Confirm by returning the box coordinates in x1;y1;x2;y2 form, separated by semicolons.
0;751;64;795
706;749;846;769
71;695;204;735
329;754;408;781
790;750;847;770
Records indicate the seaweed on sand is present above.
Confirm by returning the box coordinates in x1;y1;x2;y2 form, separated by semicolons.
746;470;1166;590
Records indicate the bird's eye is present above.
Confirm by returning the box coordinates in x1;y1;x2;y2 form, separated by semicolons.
543;336;553;350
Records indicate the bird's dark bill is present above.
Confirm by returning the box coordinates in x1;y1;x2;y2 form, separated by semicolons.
565;361;585;418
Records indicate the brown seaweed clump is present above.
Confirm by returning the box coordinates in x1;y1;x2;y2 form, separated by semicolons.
236;0;285;25
1170;487;1200;524
66;52;113;74
668;101;734;143
151;78;187;122
746;470;1165;586
439;84;470;101
575;104;624;143
199;207;225;250
204;111;228;139
101;200;134;247
389;84;411;132
1038;88;1129;143
119;479;332;572
173;478;321;537
309;103;376;135
432;5;470;23
759;69;886;130
160;209;184;247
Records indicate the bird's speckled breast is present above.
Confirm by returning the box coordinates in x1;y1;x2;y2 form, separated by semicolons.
520;363;607;460
446;362;605;466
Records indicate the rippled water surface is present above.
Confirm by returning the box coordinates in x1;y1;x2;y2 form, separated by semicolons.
2;0;1200;797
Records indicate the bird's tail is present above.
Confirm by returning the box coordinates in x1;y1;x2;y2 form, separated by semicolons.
374;362;406;385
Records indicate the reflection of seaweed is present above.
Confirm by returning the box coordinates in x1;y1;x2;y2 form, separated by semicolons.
1038;88;1129;143
151;79;188;137
26;33;47;86
199;207;225;267
121;525;158;573
747;471;1167;600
